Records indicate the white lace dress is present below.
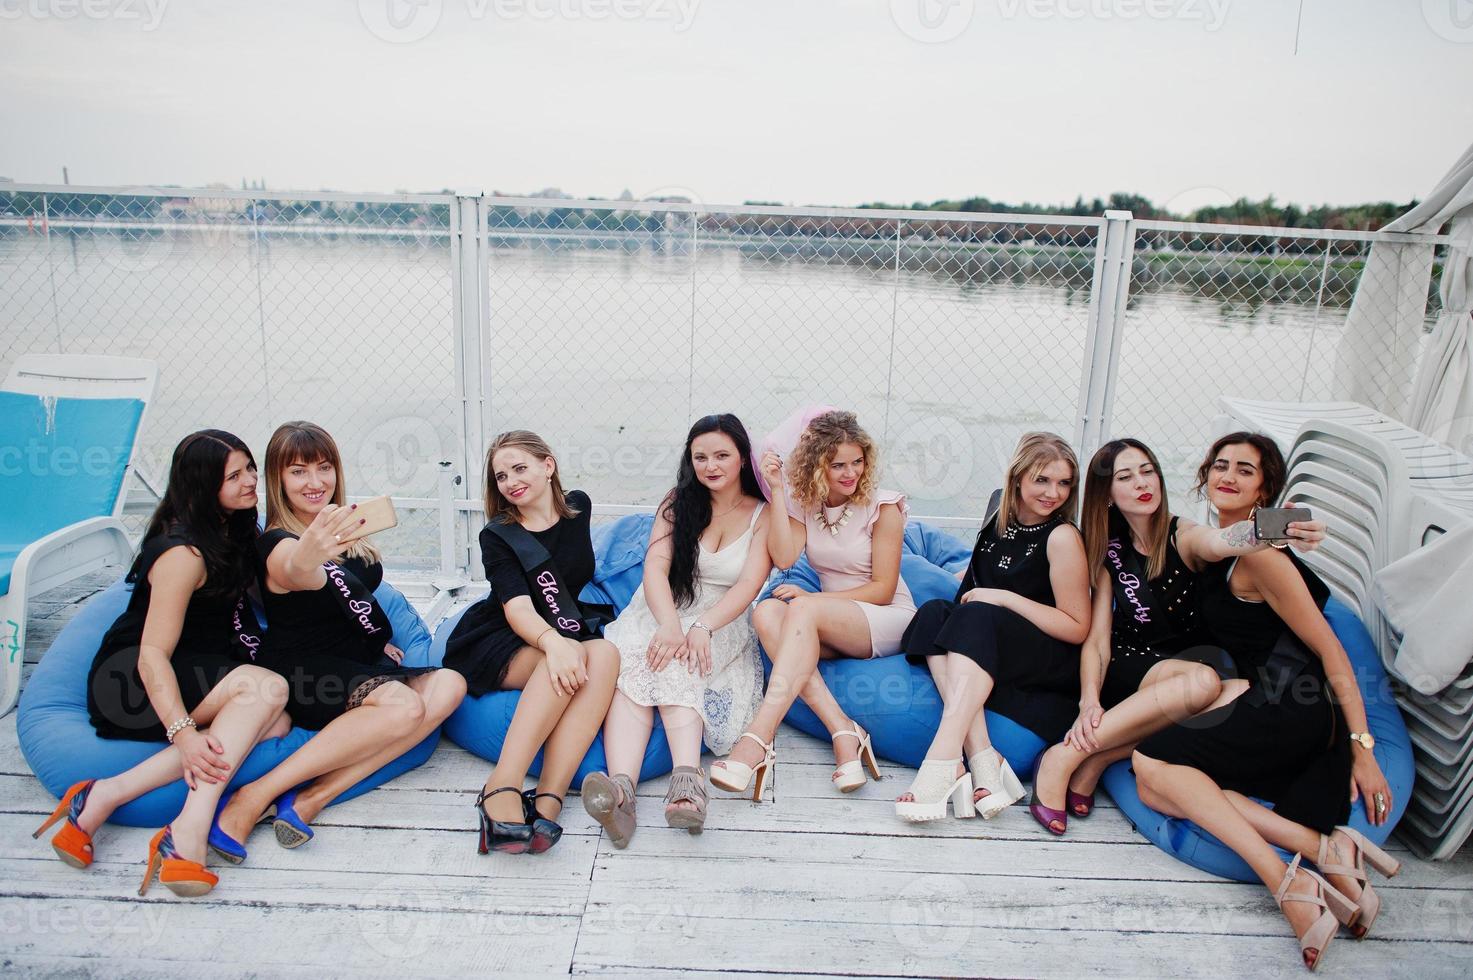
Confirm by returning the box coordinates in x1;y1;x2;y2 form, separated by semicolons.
606;505;765;755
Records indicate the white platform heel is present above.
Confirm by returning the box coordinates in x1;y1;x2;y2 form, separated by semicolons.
968;748;1025;819
710;732;776;802
895;759;976;822
831;726;881;793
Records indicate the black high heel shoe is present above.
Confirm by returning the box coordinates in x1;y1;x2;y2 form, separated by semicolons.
475;787;534;855
522;790;564;854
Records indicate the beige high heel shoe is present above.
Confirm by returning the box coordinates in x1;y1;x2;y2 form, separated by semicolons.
1315;825;1401;939
1275;853;1359;972
710;732;775;802
968;748;1024;819
895;759;976;822
831;726;881;793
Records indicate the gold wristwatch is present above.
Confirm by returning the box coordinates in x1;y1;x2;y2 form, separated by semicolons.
1349;731;1376;751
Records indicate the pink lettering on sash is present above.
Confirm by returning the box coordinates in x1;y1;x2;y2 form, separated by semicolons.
325;563;383;635
535;570;580;632
1105;537;1152;624
233;597;261;659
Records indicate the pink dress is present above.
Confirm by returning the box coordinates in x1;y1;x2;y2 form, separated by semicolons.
799;490;916;657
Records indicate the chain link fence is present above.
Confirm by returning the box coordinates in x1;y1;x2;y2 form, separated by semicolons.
0;185;1455;569
0;187;457;561
1111;221;1447;512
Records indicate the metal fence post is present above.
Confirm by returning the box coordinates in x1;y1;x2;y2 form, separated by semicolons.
1075;209;1136;460
449;192;490;579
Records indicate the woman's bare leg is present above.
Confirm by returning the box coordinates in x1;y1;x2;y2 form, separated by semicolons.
728;596;873;772
286;669;468;824
1034;661;1221;813
898;654;993;803
165;667;291;862
602;690;655;789
1133;752;1322;952
216;680;427;839
530;639;620;818
78;665;289;836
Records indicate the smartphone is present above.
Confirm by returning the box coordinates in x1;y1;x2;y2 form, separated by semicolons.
339;495;399;543
1254;506;1311;541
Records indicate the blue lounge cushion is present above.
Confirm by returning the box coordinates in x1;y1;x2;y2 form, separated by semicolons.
1101;598;1414;882
18;575;440;827
757;543;1047;776
0;392;145;596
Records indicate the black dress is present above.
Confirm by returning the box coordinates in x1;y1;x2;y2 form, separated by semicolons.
1099;516;1231;709
1135;552;1353;834
254;530;429;731
445;490;601;697
901;514;1081;743
88;529;262;741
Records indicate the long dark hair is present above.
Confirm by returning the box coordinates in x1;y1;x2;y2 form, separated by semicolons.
663;414;762;609
1082;438;1171;580
135;429;259;598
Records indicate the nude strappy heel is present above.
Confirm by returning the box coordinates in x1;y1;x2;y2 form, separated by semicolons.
895;759;976;822
1316;826;1401;939
710;732;775;802
1275;853;1358;971
968;748;1025;819
831;725;881;793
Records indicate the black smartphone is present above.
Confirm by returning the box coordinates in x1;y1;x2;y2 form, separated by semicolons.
1254;506;1311;541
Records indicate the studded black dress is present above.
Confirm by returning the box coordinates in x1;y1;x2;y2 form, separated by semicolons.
901;513;1081;743
1099;516;1231;708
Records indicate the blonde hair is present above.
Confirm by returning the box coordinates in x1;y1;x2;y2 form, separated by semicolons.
264;421;381;564
787;410;878;512
995;431;1079;532
482;430;578;525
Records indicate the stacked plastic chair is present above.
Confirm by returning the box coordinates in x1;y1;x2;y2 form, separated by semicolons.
1278;418;1473;860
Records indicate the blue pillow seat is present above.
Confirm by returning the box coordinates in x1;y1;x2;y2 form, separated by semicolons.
1100;598;1414;882
757;522;1050;776
18;576;440;827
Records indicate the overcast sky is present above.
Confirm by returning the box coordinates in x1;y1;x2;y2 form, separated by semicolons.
2;0;1471;209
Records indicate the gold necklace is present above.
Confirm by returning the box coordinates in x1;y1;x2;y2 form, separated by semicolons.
815;502;852;536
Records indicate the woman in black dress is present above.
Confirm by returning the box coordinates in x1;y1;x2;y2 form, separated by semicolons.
445;430;619;855
1030;438;1325;835
894;432;1091;822
212;422;465;854
35;431;291;897
1133;433;1399;970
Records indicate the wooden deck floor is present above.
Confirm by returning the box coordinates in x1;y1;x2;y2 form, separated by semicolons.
4;571;1473;978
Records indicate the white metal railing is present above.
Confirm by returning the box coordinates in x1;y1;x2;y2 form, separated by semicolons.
0;183;1454;580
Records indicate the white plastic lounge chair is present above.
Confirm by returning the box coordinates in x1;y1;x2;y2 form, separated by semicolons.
0;354;157;715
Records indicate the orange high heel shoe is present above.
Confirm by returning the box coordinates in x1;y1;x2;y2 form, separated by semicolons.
32;780;98;869
138;826;218;898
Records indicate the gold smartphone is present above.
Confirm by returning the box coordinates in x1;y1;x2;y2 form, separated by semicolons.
339;495;399;543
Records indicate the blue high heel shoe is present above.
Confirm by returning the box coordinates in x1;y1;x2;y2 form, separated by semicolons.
207;792;249;865
266;788;314;849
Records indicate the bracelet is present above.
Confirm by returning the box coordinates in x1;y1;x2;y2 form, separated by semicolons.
690;621;713;635
533;627;557;650
165;716;196;743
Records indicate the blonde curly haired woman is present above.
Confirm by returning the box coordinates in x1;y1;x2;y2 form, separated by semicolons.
711;410;913;799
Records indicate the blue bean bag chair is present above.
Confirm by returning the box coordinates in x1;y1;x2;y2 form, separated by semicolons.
440;514;677;784
18;576;441;827
1101;598;1414;882
757;521;1051;776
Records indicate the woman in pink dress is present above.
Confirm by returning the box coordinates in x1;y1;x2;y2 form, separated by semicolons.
710;411;913;799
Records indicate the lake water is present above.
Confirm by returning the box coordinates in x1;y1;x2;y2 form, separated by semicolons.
0;226;1383;559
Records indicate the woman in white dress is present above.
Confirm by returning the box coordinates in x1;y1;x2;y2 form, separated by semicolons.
581;414;772;846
